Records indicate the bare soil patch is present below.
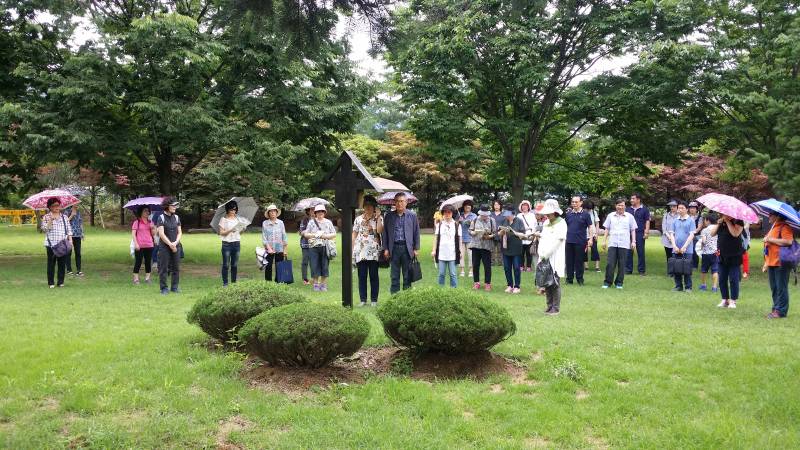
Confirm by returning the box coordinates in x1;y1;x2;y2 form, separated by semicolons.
216;415;254;450
242;347;527;395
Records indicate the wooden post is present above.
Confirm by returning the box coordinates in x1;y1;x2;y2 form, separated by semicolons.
120;195;125;226
336;157;355;308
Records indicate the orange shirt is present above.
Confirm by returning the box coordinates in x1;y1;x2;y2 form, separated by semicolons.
765;224;795;267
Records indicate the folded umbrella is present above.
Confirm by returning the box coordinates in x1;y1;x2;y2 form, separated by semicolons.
750;199;800;231
210;197;258;232
23;189;80;210
696;193;759;223
440;194;474;211
292;197;330;212
378;191;418;206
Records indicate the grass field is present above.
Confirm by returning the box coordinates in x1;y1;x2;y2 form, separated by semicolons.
1;226;798;449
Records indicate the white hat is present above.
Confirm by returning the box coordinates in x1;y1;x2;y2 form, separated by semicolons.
314;204;327;213
518;200;532;212
266;204;281;216
539;199;562;215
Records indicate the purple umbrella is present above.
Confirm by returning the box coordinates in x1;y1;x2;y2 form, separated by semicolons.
378;191;418;206
124;196;165;213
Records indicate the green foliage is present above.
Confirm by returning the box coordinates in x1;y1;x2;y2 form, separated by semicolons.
376;286;516;353
187;280;309;344
389;351;414;377
550;358;584;383
238;303;370;368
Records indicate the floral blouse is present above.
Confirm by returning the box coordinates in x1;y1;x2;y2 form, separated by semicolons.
353;215;381;263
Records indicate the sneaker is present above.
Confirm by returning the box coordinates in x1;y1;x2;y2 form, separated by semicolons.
67;271;73;275
615;285;623;290
728;300;737;309
766;311;781;319
49;285;55;289
699;284;707;291
313;283;319;291
321;284;328;292
711;287;718;293
57;284;64;288
370;302;377;307
512;287;521;294
671;287;683;292
545;310;560;316
595;268;601;273
504;286;513;293
544;307;552;314
359;301;367;307
161;289;169;295
144;278;151;284
133;279;140;285
602;284;609;289
717;300;728;308
484;283;492;292
742;272;749;279
684;289;692;293
460;271;466;277
76;272;84;277
473;282;481;290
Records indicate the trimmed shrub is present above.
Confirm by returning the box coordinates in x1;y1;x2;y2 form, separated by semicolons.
187;280;308;343
376;287;516;353
238;303;370;368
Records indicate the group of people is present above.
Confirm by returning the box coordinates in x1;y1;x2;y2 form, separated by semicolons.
38;190;795;319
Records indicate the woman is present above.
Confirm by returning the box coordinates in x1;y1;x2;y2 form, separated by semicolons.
583;200;601;273
762;213;795;318
218;200;242;286
65;205;84;276
131;206;156;284
490;199;504;266
262;204;288;282
298;207;314;285
156;197;182;295
517;200;536;272
536;199;567;315
353;196;383;306
303;204;337;291
710;214;744;308
469;204;496;291
498;205;526;294
41;197;73;288
458;200;476;277
433;204;461;288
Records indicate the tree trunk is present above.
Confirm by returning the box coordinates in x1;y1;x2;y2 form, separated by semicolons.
119;195;125;226
89;186;96;227
196;203;202;228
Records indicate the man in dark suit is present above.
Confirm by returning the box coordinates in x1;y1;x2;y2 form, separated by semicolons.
382;192;421;294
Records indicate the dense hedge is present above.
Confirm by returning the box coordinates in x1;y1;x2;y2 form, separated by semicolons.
187;280;308;343
238;303;370;368
376;287;516;353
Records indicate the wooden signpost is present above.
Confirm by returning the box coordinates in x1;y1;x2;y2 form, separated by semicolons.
316;151;383;307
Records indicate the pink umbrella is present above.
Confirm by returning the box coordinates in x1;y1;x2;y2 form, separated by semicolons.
23;189;81;210
696;193;759;223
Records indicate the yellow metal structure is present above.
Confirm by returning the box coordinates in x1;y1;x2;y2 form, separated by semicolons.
0;209;37;226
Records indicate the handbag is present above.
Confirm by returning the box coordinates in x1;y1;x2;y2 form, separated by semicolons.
535;259;557;289
47;216;73;257
312;218;337;259
668;254;692;276
777;225;800;267
275;259;294;284
409;256;423;283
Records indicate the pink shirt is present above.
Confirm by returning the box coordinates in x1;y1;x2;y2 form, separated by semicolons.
132;218;154;248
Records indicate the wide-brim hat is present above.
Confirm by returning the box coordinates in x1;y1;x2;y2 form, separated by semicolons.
314;204;327;213
667;200;678;207
266;204;282;216
539;199;563;215
478;204;491;216
518;200;532;212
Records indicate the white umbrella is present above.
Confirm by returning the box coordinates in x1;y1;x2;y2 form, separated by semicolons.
439;194;474;211
210;197;258;232
292;197;330;212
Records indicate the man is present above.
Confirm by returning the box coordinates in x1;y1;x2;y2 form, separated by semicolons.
602;198;637;289
625;193;650;275
667;201;696;292
564;195;595;285
661;200;679;266
156;197;183;295
382;192;421;294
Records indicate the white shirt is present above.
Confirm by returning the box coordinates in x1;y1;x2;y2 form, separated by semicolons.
538;217;567;277
219;216;241;243
603;212;637;249
517;212;536;245
435;219;460;262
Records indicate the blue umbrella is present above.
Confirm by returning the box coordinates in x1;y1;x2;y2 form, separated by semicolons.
750;199;800;231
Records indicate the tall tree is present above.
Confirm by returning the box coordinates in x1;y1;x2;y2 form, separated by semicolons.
386;0;701;203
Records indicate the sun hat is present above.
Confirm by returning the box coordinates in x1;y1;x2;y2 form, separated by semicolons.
266;204;281;216
478;204;491;216
314;204;327;213
162;197;179;208
518;200;532;212
539;199;563;216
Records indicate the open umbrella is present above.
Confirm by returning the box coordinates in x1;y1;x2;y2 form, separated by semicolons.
210;197;259;232
377;191;418;206
292;197;330;212
696;193;759;223
124;196;165;213
750;199;800;231
23;189;80;210
440;194;474;211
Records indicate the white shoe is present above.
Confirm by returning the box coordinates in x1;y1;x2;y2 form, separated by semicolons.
504;286;513;293
359;301;367;307
460;271;465;277
728;301;737;309
717;300;728;308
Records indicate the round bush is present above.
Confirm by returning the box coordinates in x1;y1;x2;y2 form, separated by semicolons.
187;280;308;344
238;303;370;368
376;287;516;353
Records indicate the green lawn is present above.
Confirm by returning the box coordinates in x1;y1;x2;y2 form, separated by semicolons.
0;226;798;449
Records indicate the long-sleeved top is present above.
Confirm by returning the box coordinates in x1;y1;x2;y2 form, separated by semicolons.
41;213;72;247
262;218;288;253
661;212;678;247
500;217;527;256
382;210;420;257
299;217;311;249
468;217;496;251
65;207;83;238
517;212;537;245
538;217;567;277
460;212;477;243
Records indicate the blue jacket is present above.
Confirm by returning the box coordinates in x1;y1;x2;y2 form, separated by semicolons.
382;210;421;257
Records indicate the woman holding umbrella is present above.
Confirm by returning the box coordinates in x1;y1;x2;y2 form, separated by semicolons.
751;199;800;318
131;206;156;285
218;200;242;286
710;214;745;308
41;197;73;288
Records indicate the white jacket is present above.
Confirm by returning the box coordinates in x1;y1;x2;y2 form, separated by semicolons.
537;217;567;277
